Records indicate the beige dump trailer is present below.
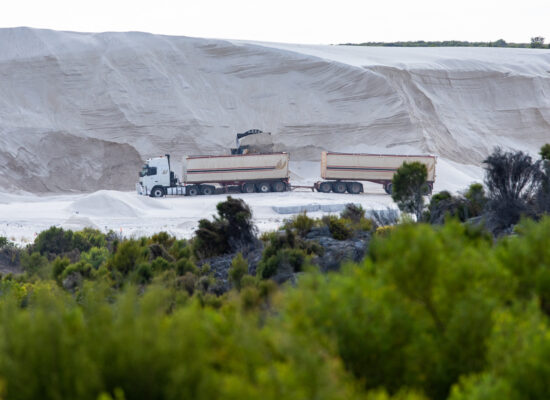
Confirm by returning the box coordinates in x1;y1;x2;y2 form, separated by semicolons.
315;151;437;194
182;153;290;195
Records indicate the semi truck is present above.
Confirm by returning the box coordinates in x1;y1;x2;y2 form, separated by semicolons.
137;153;290;197
136;129;436;197
314;151;437;194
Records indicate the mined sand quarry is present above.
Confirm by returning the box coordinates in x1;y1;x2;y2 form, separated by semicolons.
0;28;549;243
0;27;549;194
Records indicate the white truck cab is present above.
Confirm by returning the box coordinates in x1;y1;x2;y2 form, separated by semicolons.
137;155;177;197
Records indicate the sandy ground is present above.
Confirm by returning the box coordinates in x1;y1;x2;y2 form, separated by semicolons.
0;187;395;246
0;158;484;245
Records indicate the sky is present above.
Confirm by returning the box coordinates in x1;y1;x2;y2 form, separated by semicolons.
1;0;549;45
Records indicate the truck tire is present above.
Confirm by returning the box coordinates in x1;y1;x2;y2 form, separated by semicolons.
151;186;165;198
332;181;347;194
347;182;363;194
256;182;271;193
319;182;332;193
187;185;199;196
271;181;286;192
384;183;393;195
242;183;255;193
200;185;215;195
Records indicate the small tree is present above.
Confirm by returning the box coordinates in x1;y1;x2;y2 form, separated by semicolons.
540;144;550;161
483;148;542;230
391;161;428;221
530;36;545;48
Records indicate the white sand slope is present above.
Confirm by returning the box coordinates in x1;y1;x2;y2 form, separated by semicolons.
0;28;548;193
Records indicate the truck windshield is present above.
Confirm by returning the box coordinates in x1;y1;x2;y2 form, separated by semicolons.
139;165;148;177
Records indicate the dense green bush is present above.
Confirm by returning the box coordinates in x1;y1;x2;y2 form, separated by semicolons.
3;208;550;399
194;197;257;258
33;227;107;256
324;215;353;240
80;247;109;270
0;283;361;400
107;240;146;276
20;252;48;275
257;230;316;279
284;221;513;399
229;253;248;290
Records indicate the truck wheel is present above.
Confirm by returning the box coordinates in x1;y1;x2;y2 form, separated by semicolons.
187;185;199;196
151;186;165;198
384;183;393;195
242;183;255;193
200;185;215;195
332;181;347;194
271;181;286;192
347;182;363;194
319;182;332;193
256;182;271;193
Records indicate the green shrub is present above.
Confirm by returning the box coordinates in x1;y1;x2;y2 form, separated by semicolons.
34;226;74;255
175;258;198;276
494;217;550;314
176;272;197;295
325;216;353;240
33;227;106;256
341;203;365;223
150;257;173;273
81;247;109;270
284;221;512;399
52;257;71;282
193;219;229;258
257;248;307;279
108;240;144;275
464;183;487;217
20;252;48;275
136;263;153;284
0;237;8;248
229;253;248;290
194;197;256;259
286;212;316;237
61;261;93;281
149;231;175;249
169;239;191;260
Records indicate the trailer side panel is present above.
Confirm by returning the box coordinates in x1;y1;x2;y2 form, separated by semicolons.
321;152;436;182
183;153;290;184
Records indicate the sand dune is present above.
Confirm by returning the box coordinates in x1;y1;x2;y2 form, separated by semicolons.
0;27;549;193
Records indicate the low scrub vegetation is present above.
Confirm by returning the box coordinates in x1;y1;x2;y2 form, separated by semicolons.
0;216;549;399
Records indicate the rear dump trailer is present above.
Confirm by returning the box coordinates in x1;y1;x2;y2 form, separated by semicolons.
137;153;290;197
314;151;437;194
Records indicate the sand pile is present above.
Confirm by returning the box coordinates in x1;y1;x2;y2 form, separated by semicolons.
69;191;141;217
0;28;548;193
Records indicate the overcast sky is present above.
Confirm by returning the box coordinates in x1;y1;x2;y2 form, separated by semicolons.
2;0;549;44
